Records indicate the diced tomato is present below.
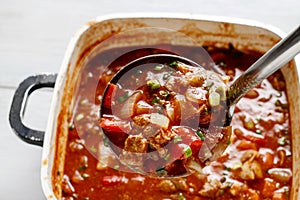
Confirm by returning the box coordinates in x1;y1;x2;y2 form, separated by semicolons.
190;139;203;155
99;118;131;148
99;118;132;133
102;175;123;186
102;83;117;109
262;178;277;197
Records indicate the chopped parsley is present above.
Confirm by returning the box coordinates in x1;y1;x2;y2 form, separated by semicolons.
147;79;161;90
151;97;161;105
164;153;171;161
90;145;97;153
169;61;178;69
196;130;205;141
183;146;192;158
156;168;167;176
113;165;120;170
173;135;182;143
154;64;164;71
117;91;129;103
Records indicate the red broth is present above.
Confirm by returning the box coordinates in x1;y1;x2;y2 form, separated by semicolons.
61;45;292;200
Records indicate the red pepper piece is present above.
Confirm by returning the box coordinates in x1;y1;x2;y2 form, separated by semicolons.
102;83;117;109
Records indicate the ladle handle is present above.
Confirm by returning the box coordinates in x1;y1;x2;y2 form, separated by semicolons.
228;25;300;107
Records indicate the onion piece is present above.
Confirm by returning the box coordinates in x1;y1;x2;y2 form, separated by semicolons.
117;91;142;119
166;104;175;121
185;87;207;104
150;113;170;129
208;91;220;106
186;160;203;174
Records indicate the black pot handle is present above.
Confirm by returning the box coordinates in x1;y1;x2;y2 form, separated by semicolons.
9;74;57;147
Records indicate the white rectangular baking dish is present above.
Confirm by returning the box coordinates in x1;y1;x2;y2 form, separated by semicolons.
9;13;300;199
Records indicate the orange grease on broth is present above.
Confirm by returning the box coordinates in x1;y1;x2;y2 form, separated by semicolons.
60;44;292;200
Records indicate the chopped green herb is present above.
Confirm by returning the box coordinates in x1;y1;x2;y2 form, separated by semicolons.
79;165;87;171
205;81;214;90
118;91;129;103
177;192;186;200
82;173;89;179
278;137;286;145
156;168;167;176
83;198;89;200
227;140;232;145
136;69;143;74
147;80;161;90
225;166;231;171
169;61;178;68
255;116;261;123
69;124;75;130
151;97;160;105
183;146;192;158
219;61;227;67
256;130;262;135
159;90;170;98
90;145;97;153
173;135;183;143
154;64;164;71
284;187;290;197
76;113;84;121
80;99;88;105
163;72;172;80
103;138;109;147
196;130;205;141
219;189;225;195
164;153;171;161
113;165;120;170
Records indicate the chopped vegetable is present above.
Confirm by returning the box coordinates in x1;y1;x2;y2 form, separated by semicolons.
154;64;164;71
151;97;161;105
117;91;129;102
150;113;170;129
196;130;205;141
82;173;89;179
76;113;84;121
183;146;192;158
90;145;97;153
173;135;183;143
208;91;220;106
169;61;178;68
147;80;161;90
118;91;142;118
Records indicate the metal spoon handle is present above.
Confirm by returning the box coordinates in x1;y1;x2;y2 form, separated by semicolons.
228;25;300;107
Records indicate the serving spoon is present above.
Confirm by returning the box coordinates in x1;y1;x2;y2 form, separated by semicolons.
100;25;300;177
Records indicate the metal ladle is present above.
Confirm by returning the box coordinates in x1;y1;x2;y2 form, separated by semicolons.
100;25;300;177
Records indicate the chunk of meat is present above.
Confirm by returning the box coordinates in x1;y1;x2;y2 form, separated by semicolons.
124;135;148;153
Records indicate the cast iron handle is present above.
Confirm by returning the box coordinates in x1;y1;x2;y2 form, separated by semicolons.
9;74;57;147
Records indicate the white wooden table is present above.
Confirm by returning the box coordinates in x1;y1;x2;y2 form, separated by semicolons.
0;0;299;199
